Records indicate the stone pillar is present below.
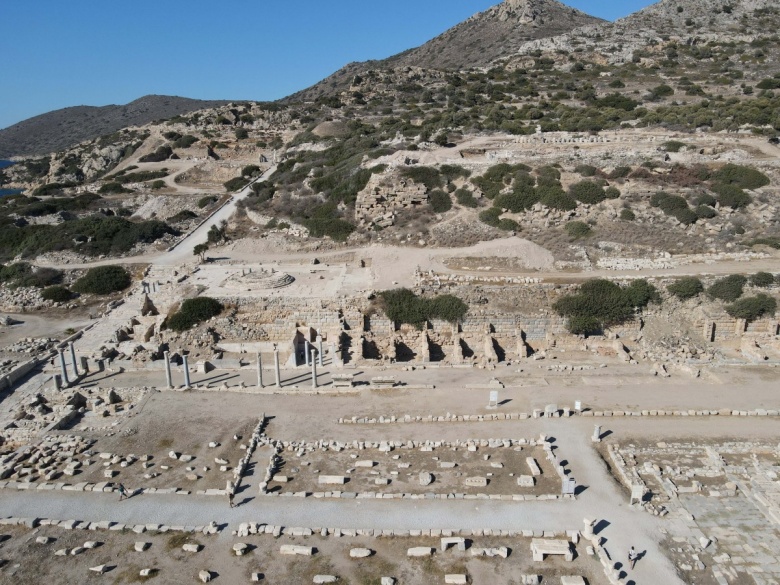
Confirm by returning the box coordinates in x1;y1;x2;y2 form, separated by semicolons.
164;351;173;389
256;352;263;389
582;518;596;540
58;349;70;386
592;425;602;443
304;341;311;366
452;335;463;364
311;349;318;389
274;349;281;389
182;354;191;388
53;374;62;391
317;335;324;366
69;342;79;378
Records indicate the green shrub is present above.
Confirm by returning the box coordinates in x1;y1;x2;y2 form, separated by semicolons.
625;279;661;307
242;165;261;178
139;146;173;163
429;190;453;213
167;297;224;331
620;208;636;221
439;165;471;182
235;128;249;140
98;182;133;194
726;294;777;320
198;196;218;209
554;279;655;335
498;218;519;231
0;262;33;285
708;274;747;302
651;191;687;212
400;166;443;190
605;187;621;199
32;182;75;196
673;207;698;225
41;285;74;303
569;180;606;204
380;288;468;327
695;205;718;219
72;266;131;295
574;164;598;177
479;207;502;227
712;164;770;189
650;84;675;99
168;210;198;223
608;167;631;180
455;188;478;208
224;177;250;192
302;218;355;242
539;186;577;211
750;272;775;288
0;263;62;288
662;140;686;152
150;180;165;190
115;170;168;184
565;221;592;239
711;183;752;209
668;277;704;300
173;135;198;149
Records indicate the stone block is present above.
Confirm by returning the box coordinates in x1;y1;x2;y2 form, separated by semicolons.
407;547;434;557
349;548;373;558
464;477;488;488
445;575;468;584
280;545;315;556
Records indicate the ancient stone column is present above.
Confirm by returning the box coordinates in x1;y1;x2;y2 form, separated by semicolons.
58;349;70;386
182;354;191;388
304;341;311;366
69;342;79;378
164;351;173;389
317;336;324;366
274;349;281;389
311;349;318;389
582;518;596;540
256;352;263;389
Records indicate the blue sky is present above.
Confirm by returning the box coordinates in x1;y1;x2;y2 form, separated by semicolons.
0;0;655;129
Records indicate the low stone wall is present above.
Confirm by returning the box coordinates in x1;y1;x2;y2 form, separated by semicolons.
338;406;780;425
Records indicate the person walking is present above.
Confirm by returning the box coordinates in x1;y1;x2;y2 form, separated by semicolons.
628;546;638;570
228;491;235;508
118;483;128;501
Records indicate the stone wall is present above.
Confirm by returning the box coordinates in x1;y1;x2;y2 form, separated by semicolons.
355;172;428;227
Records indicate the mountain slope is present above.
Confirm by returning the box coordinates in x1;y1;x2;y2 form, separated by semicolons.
288;0;603;102
0;95;231;158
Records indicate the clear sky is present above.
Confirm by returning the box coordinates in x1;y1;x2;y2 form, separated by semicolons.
0;0;655;129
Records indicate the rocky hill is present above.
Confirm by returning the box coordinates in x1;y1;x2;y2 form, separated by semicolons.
0;95;231;158
288;0;603;102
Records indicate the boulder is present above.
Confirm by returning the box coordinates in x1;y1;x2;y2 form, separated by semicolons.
233;543;249;556
182;544;201;553
419;472;434;486
199;570;212;583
